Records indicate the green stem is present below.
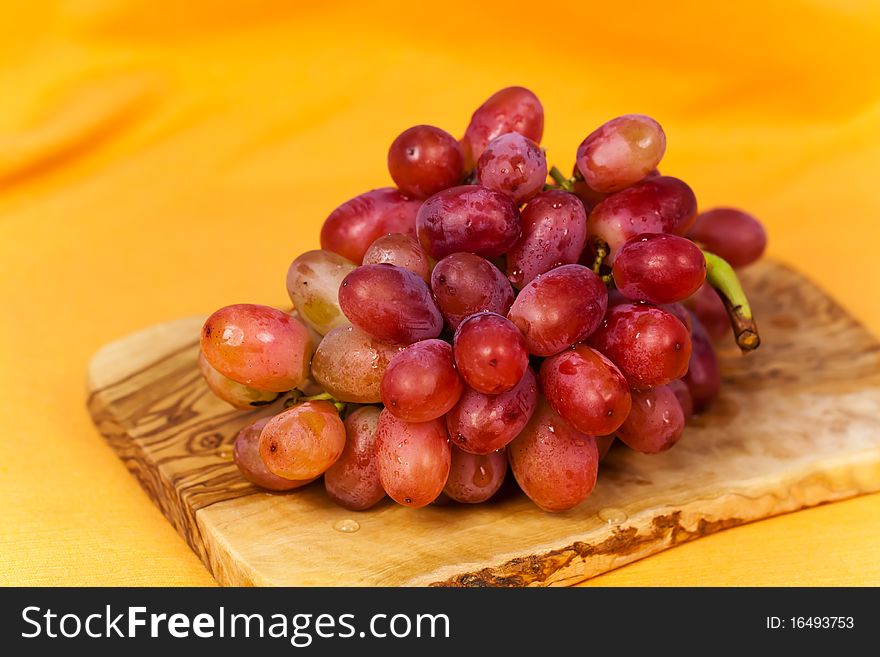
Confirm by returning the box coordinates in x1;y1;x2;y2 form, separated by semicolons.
702;250;761;352
549;166;574;192
592;238;609;276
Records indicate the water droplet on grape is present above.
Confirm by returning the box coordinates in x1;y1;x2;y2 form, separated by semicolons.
333;519;360;533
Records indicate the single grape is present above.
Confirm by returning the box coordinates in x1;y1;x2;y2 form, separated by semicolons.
616;385;685;454
461;86;544;169
446;367;538;454
660;302;693;335
431;252;514;329
416;185;521;260
575;114;666;193
596;435;615;461
443;445;507;504
286;249;356;335
233;417;316;491
507;264;607;356
362;233;431;282
587;176;698;263
374;411;451;508
571;176;608;214
506;190;588;287
453;312;529;395
684;316;721;411
324;406;386;511
381;339;463;422
539;344;632;436
684;282;730;341
588;303;691;389
339;264;443;344
612;233;707;304
258;401;346;480
476;132;547;205
388;125;465;198
311;325;405;403
667;379;694;420
201;304;314;392
320;188;422;264
687;207;767;268
508;399;599;512
198;351;279;410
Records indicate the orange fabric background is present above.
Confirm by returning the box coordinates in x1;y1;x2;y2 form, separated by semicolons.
1;0;879;586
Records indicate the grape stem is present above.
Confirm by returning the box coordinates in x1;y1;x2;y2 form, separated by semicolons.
284;390;347;414
592;238;609;276
702;250;761;352
549;166;574;192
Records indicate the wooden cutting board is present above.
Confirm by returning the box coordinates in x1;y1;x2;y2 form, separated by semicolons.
86;261;880;586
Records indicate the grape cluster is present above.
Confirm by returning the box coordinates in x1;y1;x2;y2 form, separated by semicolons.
199;87;768;513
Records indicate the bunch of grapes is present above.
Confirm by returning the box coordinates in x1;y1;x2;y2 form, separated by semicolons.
199;87;767;513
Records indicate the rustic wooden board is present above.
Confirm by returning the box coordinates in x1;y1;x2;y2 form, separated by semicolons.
86;261;880;586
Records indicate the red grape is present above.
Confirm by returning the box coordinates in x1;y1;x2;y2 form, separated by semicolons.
687;207;767;268
443;445;507;504
324;406;385;511
416;185;521;260
506;190;588;287
661;301;693;334
339;264;443;344
587;176;698;263
431;252;514;329
446;367;538;454
198;351;279;410
374;411;451;508
667;379;694;420
685;282;730;341
507;264;607;356
476;132;547;205
258;401;346;480
388;125;464;198
453;312;528;395
286;249;356;335
233;417;315;491
508;399;599;512
201;304;314;392
684;316;721;411
575;114;666;193
461;86;544;169
539;344;632;436
381;339;463;422
612;233;706;304
362;233;431;282
571;176;608;213
320;188;422;264
589;303;691;389
616;385;685;454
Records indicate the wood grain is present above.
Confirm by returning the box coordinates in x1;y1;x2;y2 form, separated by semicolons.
86;261;880;586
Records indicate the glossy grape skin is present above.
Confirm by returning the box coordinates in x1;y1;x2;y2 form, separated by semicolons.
443;446;507;504
286;250;356;335
575;114;666;193
258;401;346;480
685;282;730;341
596;435;615;461
198;351;279;409
539;344;632;436
612;233;707;304
339;264;443;344
388;125;465;199
508;400;599;512
374;411;451;508
320;188;422;264
324;406;386;511
416;185;521;260
446;367;538;455
311;325;405;403
667;379;695;421
233;417;315;491
616;385;685;454
587;176;698;264
684;316;721;411
461;86;544;169
589;304;692;389
201;304;314;392
661;302;693;335
476;133;547;205
381;339;463;422
431;253;514;329
507;264;607;357
453;313;528;394
362;233;431;282
687;207;767;269
506;190;588;287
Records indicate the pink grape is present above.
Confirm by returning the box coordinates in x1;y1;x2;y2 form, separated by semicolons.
381;339;463;422
233;417;316;491
286;249;356;335
443;445;507;504
374;411;451;508
362;233;431;282
612;233;707;304
388;125;464;198
685;282;730;341
198;351;279;410
667;379;694;421
684;316;721;411
476;132;547;205
616;385;685;454
324;406;386;511
687;207;767;268
576;114;666;193
461;86;544;169
431;252;514;329
453;312;529;394
661;302;693;335
507;264;607;356
258;401;346;480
